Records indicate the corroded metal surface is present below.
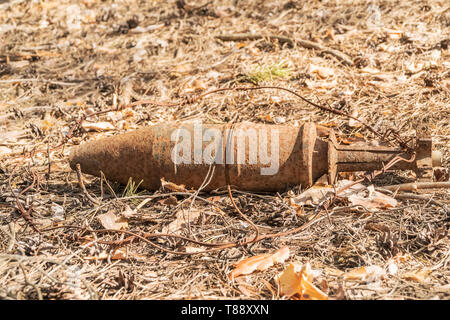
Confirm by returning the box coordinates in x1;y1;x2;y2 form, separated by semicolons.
70;123;318;191
69;122;436;192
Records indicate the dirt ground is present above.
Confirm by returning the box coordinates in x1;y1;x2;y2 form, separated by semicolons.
0;0;449;300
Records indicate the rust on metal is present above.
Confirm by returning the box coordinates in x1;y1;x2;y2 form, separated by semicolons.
69;122;440;192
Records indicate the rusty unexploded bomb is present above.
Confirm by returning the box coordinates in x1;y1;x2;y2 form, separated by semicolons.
68;122;440;192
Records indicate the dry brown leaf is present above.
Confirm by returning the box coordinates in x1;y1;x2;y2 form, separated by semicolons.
402;269;432;283
235;278;258;297
278;264;302;296
309;64;335;78
182;79;208;94
97;211;128;230
348;189;397;212
277;263;328;300
237;284;254;297
162;209;201;234
288;198;304;216
273;116;286;124
206;196;222;202
348;109;361;127
172;63;192;75
344;265;385;283
324;267;344;277
321;121;337;127
229;246;290;280
191;79;207;91
160;177;187;192
292;179;365;206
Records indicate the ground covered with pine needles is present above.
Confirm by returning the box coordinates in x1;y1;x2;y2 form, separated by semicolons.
0;0;449;299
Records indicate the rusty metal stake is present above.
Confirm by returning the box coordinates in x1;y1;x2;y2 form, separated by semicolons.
69;122;441;192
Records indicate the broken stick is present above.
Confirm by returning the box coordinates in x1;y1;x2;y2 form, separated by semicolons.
382;181;450;192
215;33;354;66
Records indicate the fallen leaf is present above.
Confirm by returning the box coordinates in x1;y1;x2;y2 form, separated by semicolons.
348;109;361;127
292;179;365;206
82;121;115;132
157;195;178;205
402;269;432;283
324;28;334;40
292;186;333;206
191;79;207;91
50;203;65;221
324;267;344;277
162;209;201;234
160;177;187;192
120;205;136;219
172;63;192;75
344;265;385;283
97;211;128;230
235;278;258;297
309;64;335;79
321;121;337;127
229;246;290;280
288;198;304;216
393;253;412;263
182;79;208;94
270;96;281;104
278;264;302;297
184;246;204;254
348;189;397;212
277;263;328;300
206;196;222;202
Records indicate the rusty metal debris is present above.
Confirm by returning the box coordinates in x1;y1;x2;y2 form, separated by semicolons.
69;122;441;192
